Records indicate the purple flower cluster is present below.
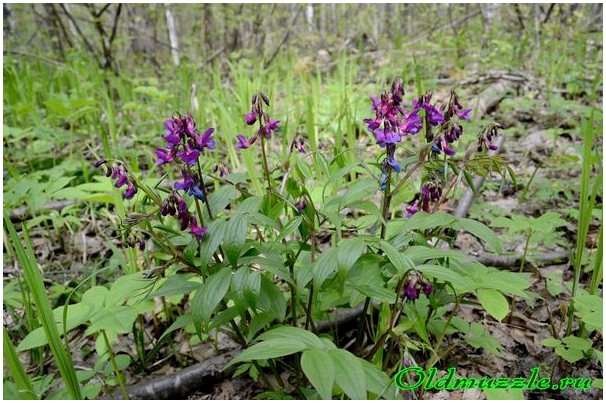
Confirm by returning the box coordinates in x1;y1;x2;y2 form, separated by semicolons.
405;182;442;217
156;113;215;166
477;123;500;152
363;78;422;149
95;159;137;200
160;192;206;239
235;93;280;150
417;91;471;156
402;272;433;301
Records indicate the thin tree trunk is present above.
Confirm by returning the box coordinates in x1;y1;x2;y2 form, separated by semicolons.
165;3;180;66
330;3;337;35
319;3;326;37
306;3;314;32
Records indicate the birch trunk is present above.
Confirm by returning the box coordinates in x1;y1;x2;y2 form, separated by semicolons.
306;3;314;32
165;3;179;66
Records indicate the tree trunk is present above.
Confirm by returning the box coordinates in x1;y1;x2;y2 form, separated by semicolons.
330;3;337;35
306;3;314;32
165;3;180;66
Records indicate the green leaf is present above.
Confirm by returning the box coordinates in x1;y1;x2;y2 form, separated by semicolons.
379;240;414;275
227;339;308;367
17;303;92;351
224;214;248;267
485;388;525;400
257;275;287;322
258;326;325;350
150;273;199;298
336;238;365;272
192;267;231;335
555;346;585;363
541;338;563;348
313;247;339;287
457;218;501;254
415;264;473;291
301;349;335;400
360;360;399;399
351;284;396;303
562;336;592;351
329;349;366;400
87;306;138;334
198;218;228;268
476;288;509;322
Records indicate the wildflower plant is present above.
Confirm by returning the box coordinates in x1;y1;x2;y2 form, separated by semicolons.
72;79;532;400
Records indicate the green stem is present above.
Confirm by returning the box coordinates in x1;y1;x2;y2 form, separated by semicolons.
101;329;129;400
426;296;460;370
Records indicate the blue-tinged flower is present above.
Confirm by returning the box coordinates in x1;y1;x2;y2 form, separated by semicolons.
399;113;422;134
174;168;195;191
235;134;257;149
380;171;388;191
174;169;205;201
386;156;401;173
373;128;400;147
177;144;200;166
155;149;175;165
194;127;216;150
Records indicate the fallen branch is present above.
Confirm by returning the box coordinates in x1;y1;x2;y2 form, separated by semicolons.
470;251;569;268
105;348;241;400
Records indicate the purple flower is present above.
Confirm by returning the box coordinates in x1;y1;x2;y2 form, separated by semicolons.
174;168;195;191
123;182;137;200
296;199;307;214
94;159;107;168
155;149;174;165
406;200;420;218
190;219;207;239
164;119;182;148
177;144;200;166
114;167;128;188
373;128;401;147
184;114;197;136
422;279;433;297
294;138;306;154
175;169;205;201
457;108;472;121
403;283;420;300
363;118;381;131
193;127;216;151
244;112;257;126
235;134;257;149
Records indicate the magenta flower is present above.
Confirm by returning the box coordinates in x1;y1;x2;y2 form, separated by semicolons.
235;134;257;149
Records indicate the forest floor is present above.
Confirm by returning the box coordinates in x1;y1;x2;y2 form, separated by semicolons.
4;65;602;400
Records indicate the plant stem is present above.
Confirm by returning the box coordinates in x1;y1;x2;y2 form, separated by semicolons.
259;133;273;195
426;297;460;370
196;160;214;219
101;329;129;400
305;226;317;331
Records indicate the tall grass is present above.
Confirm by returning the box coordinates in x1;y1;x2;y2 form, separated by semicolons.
4;213;82;399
